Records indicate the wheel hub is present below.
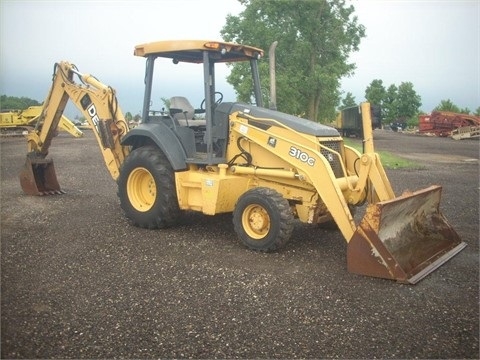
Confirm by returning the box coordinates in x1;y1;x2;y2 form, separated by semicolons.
127;167;156;212
243;204;270;239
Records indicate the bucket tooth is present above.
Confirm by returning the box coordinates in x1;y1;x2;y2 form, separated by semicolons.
347;185;466;284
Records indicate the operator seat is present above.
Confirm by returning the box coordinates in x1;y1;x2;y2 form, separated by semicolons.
169;96;206;127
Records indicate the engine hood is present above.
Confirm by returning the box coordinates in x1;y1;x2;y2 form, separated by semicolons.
226;103;340;137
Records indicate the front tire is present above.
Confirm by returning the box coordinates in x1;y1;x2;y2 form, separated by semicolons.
233;188;294;252
117;146;180;229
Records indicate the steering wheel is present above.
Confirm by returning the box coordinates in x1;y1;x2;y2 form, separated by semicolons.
200;91;223;111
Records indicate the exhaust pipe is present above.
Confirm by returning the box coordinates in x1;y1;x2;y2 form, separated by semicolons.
269;41;278;110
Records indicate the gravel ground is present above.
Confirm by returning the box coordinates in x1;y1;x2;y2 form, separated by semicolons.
1;129;478;359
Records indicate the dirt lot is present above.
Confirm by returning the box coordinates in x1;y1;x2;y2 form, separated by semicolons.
1;129;479;359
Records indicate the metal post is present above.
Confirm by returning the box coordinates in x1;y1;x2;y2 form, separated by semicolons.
203;51;213;163
141;56;155;123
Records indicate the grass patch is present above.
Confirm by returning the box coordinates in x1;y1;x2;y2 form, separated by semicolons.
376;151;420;169
343;138;421;170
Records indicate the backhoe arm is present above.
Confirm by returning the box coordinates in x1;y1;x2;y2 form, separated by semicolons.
25;61;130;180
20;61;130;195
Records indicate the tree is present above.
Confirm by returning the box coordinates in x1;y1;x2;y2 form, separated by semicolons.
221;0;365;122
125;112;133;122
364;79;386;108
434;99;460;113
383;84;398;123
0;95;40;110
396;82;421;121
475;107;480;116
340;92;356;109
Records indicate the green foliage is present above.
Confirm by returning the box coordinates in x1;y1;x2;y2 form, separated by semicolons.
362;82;479;123
406;114;419;128
0;95;41;111
367;81;421;124
221;0;366;122
364;79;386;108
340;92;356;109
435;99;460;112
343;138;420;169
125;112;133;121
433;99;479;115
376;150;421;170
383;84;398;123
396;82;421;121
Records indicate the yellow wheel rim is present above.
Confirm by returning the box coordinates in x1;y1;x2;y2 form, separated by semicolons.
242;204;270;240
127;167;156;212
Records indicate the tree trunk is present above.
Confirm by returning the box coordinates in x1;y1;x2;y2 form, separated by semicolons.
307;96;316;121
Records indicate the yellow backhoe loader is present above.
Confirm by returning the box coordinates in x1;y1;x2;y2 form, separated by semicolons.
1;105;83;137
19;40;465;283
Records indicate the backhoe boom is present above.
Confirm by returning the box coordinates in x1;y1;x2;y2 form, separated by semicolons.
21;61;130;195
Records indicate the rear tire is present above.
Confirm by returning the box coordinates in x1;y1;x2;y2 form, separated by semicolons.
233;187;294;252
117;146;180;229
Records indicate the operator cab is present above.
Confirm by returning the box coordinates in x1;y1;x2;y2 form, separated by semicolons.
134;40;264;165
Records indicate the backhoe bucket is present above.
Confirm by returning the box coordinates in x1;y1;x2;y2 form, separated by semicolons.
347;185;465;284
19;157;64;195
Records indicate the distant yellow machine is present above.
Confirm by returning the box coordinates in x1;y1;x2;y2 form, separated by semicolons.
0;105;83;137
18;40;465;284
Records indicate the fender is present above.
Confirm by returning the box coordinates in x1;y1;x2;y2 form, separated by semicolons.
121;122;187;171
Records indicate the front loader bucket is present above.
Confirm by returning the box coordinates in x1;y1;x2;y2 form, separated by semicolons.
19;157;64;195
347;185;466;284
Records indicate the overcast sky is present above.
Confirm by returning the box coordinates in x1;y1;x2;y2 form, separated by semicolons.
1;0;478;117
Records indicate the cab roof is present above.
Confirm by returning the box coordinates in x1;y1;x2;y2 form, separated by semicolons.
134;40;264;63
